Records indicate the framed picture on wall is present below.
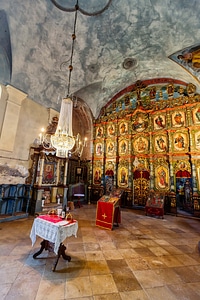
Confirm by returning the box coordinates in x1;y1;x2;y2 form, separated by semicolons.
96;126;103;138
119;139;128;154
194;131;200;150
153;114;166;130
93;167;102;185
132;113;149;132
133;136;149;154
76;167;83;176
96;142;103;156
155;165;169;190
118;166;128;188
154;135;167;152
173;132;188;151
171;111;185;127
193;106;200;124
107;124;115;136
107;141;115;155
42;162;56;184
119;121;128;135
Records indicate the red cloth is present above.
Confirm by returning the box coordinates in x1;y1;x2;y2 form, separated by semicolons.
38;215;62;223
38;215;77;225
176;170;191;178
134;169;150;180
96;201;121;230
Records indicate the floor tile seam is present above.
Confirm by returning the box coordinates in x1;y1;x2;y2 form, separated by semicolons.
130;272;166;290
173;254;200;267
87;273;118;296
144;285;180;299
134;270;182;289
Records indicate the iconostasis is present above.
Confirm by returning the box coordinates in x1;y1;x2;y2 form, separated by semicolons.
92;78;200;214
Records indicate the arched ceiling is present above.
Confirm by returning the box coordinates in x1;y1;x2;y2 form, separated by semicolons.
1;0;200;118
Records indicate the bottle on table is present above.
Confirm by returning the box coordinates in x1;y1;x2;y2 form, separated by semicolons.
61;205;66;219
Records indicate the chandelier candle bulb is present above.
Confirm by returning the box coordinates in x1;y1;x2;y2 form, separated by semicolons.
39;128;45;144
39;133;42;144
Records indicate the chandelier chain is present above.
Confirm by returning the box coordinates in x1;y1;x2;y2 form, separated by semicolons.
51;0;112;16
67;1;78;97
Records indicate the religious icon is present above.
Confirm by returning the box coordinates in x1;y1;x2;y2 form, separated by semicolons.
107;124;115;136
174;133;185;149
132;113;148;132
155;135;167;152
43;163;54;182
156;166;169;190
177;47;200;70
196;108;200;121
107;142;114;154
195;132;200;149
154;115;165;129
119;122;128;134
96;143;103;155
172;111;184;127
169;44;200;84
118;167;128;187
105;166;114;177
96;126;103;138
134;137;148;153
119;140;127;154
149;86;156;99
179;161;186;169
42;162;56;184
94;167;101;185
167;84;174;97
158;168;167;188
193;107;200;123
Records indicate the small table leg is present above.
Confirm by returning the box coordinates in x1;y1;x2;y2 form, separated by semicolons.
52;243;71;272
74;197;82;208
33;240;71;272
33;240;48;258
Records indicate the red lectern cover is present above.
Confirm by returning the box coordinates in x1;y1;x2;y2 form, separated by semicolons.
96;191;121;230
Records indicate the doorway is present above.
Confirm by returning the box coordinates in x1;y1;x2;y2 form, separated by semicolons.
133;168;150;206
176;176;193;215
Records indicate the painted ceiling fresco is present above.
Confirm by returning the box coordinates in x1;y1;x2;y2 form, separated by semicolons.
169;44;200;83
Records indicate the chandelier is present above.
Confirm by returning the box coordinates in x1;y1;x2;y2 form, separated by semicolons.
39;0;87;158
50;97;75;157
39;1;112;157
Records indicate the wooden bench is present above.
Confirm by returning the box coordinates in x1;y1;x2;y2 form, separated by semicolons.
0;184;32;216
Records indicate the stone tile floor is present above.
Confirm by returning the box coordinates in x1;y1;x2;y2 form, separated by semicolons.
0;204;200;299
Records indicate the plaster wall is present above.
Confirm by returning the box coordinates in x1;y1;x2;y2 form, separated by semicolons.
0;84;58;184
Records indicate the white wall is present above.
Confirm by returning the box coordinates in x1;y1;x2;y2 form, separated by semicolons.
0;84;58;184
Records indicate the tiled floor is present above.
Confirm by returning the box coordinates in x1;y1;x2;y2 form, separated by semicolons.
1;204;200;300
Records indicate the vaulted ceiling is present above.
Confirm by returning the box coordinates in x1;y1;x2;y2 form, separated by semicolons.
1;0;200;118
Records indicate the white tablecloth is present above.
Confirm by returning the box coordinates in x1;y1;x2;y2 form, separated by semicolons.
30;217;78;254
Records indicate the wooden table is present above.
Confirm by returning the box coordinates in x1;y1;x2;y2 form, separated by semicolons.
30;215;78;271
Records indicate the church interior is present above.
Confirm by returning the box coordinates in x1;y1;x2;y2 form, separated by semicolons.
1;0;200;299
